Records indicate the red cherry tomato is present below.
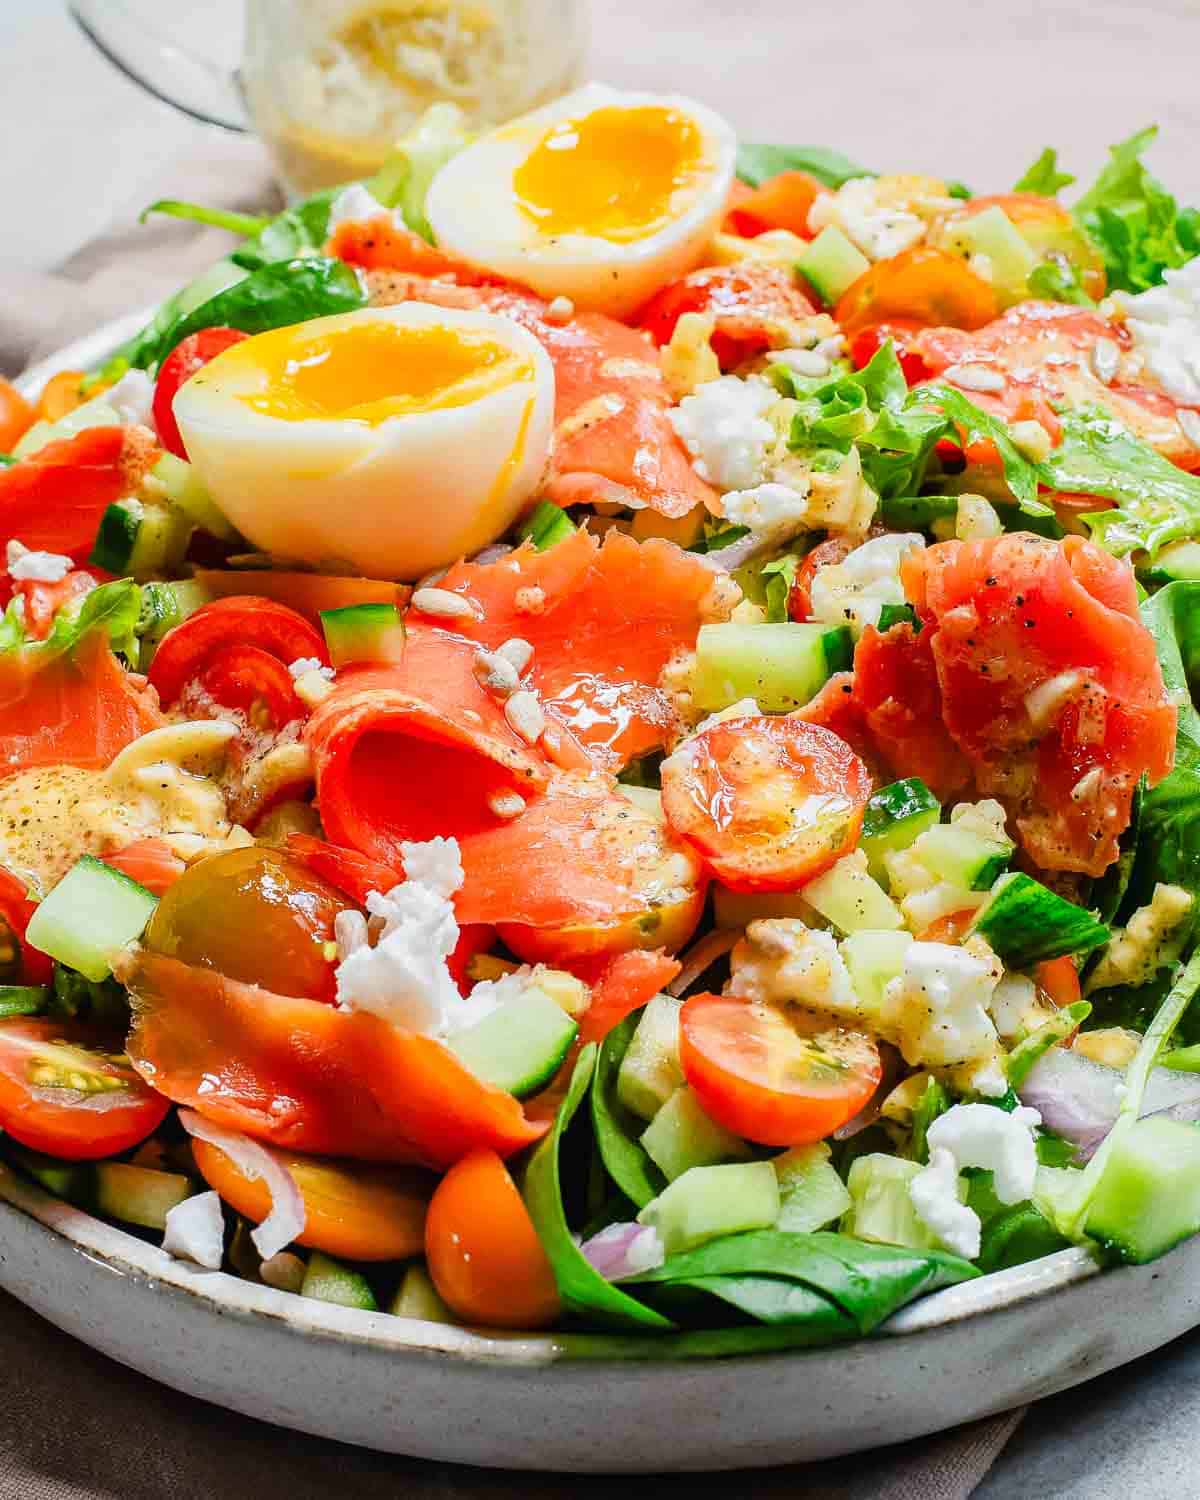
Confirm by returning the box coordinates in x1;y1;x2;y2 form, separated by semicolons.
0;1019;169;1159
849;319;933;385
0;869;52;987
679;993;882;1146
787;536;857;621
661;715;872;892
723;171;826;239
200;643;306;730
638;264;816;368
152;327;250;459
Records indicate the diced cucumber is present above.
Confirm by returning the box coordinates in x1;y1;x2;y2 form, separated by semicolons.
802;850;903;934
320;602;405;667
637;1161;780;1255
94;1164;193;1230
840;929;913;1019
915;823;1013;892
773;1141;853;1232
797;225;871;305
940;206;1036;293
7;1145;95;1204
150;451;240;542
389;1263;454;1322
972;872;1110;966
1085;1115;1200;1263
692;621;853;713
616;993;683;1122
859;778;941;883
843;1153;958;1250
25;855;158;983
517;500;575;550
446;986;578;1099
712;885;823;928
89;498;192;579
1142;539;1200;585
136;579;212;670
640;1085;751;1182
12;398;122;460
0;985;48;1017
301;1251;378;1311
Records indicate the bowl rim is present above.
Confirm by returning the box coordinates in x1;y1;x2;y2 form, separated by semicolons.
8;309;1107;1367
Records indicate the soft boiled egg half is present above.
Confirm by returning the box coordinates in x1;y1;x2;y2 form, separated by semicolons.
172;303;555;580
425;82;737;319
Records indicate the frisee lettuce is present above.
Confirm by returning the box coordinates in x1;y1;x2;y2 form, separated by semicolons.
736;143;873;190
1013;147;1075;197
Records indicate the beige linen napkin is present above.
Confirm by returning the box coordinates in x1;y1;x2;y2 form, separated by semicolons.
0;145;1022;1497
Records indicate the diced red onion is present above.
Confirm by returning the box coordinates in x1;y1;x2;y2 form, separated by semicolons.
580;1222;665;1282
668;928;740;998
1019;1047;1200;1160
179;1109;306;1260
833;1043;905;1139
161;1190;225;1270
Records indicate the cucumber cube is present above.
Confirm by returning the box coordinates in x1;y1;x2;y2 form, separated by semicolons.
802;851;904;933
840;929;913;1021
389;1264;455;1323
640;1086;751;1182
712;885;822;929
616;993;684;1122
25;855;158;982
843;1153;959;1251
638;1161;780;1255
95;1164;193;1230
692;621;852;713
773;1142;853;1233
446;987;578;1100
301;1251;378;1311
797;225;871;305
321;602;406;668
859;778;941;883
1086;1116;1200;1263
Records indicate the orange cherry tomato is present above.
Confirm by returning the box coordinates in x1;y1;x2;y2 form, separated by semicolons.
661;715;872;892
0;1019;169;1160
638;263;816;368
425;1149;560;1329
835;247;999;336
35;370;89;424
192;1138;430;1262
724;170;825;239
1035;954;1083;1010
0;377;35;451
680;993;881;1146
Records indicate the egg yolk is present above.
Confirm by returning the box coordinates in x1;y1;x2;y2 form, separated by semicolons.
231;321;531;424
513;105;706;242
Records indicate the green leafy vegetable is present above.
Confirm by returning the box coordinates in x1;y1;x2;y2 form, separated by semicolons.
627;1229;977;1334
231;191;339;270
1043;408;1200;559
47;580;142;664
760;555;800;623
523;1047;674;1331
1026;259;1096;307
877;602;921;634
516;500;575;551
736;143;873;190
1013;147;1075;197
46;964;128;1029
590;1015;666;1210
142;259;367;370
909;1076;950;1164
689;523;751;555
909;384;1050;512
1073;126;1200;294
367;101;472;243
140;200;269;238
0;986;48;1018
1006;1001;1092;1090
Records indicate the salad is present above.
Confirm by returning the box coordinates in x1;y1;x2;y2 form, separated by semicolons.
3;86;1200;1351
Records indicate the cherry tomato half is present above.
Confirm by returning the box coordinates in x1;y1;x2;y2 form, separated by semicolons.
639;263;816;368
723;170;825;239
425;1149;560;1328
0;868;52;987
152;327;250;459
0;1019;169;1159
787;535;857;622
848;319;933;385
661;715;872;892
680;992;882;1146
835;247;998;336
142;845;347;1002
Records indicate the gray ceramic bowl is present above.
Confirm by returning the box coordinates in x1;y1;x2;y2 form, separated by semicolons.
6;322;1200;1472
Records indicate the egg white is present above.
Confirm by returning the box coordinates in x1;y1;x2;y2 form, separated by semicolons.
425;82;737;319
172;303;555;581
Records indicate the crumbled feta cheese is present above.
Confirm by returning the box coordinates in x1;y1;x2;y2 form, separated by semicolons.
105;368;155;428
730;921;863;1021
327;182;391;231
5;539;72;583
948;798;1010;843
909;1147;980;1259
288;657;332;681
881;941;1002;1069
808;177;926;262
1119;254;1200;405
162;1190;225;1270
334;836;464;1034
668;376;777;490
926;1101;1043;1204
988;973;1046;1041
809;532;925;633
721;480;812;539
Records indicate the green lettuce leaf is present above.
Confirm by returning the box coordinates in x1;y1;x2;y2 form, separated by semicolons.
1041;408;1200;558
907;383;1051;512
140;201;269;238
760;554;800;622
736;143;872;190
1027;259;1096;308
367;102;472;243
1073;126;1200;294
47;579;143;664
1013;147;1075;197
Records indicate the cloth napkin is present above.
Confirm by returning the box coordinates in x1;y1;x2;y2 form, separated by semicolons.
0;141;1022;1497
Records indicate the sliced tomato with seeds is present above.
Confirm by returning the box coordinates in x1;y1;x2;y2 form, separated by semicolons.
153;327;250;458
639;262;817;367
835;247;998;336
200;643;305;730
0;1019;169;1159
661;715;872;892
0;868;52;986
679;993;882;1146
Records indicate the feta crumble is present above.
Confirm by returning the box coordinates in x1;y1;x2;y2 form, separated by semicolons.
1119;254;1200;406
808;532;925;633
808;177;926;262
909;1148;980;1259
327;182;392;231
105;368;155;428
668;376;777;490
881;941;1002;1070
721;480;812;540
926;1101;1043;1204
5;539;72;583
288;657;334;681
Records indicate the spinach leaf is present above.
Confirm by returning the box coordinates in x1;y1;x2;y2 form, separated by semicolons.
736;143;873;190
47;579;142;664
523;1047;674;1331
688;522;751;555
627;1228;977;1335
590;1014;666;1210
140;200;269;238
978;1203;1071;1272
143;259;367;370
1013;147;1075;197
1090;776;1145;924
641;1275;857;1340
232;191;339;270
1073;126;1200;295
1041;408;1200;559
